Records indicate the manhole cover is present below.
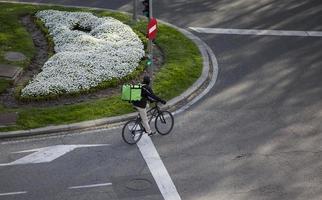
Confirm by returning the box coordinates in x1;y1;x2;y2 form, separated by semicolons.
4;51;27;62
125;179;152;191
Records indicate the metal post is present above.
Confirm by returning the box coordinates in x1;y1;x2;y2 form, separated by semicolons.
133;0;137;22
148;0;153;80
149;0;153;19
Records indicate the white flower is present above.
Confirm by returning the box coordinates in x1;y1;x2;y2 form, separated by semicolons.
21;10;145;97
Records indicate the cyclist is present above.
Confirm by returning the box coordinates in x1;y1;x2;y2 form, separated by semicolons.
132;76;166;136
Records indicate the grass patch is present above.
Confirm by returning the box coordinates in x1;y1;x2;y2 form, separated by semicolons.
0;2;202;131
131;22;202;99
17;96;134;129
0;3;36;68
153;24;202;99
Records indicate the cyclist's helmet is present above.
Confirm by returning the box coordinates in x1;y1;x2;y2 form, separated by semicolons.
143;76;150;85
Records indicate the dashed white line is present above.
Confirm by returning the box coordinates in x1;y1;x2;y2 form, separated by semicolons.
190;27;322;37
0;191;27;196
69;183;112;189
137;134;181;200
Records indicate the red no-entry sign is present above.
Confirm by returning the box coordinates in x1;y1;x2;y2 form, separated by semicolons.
147;18;157;40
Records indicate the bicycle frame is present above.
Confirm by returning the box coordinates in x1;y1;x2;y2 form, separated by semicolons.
147;104;161;123
134;103;161;127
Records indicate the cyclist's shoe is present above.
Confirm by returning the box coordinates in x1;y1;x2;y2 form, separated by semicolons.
148;131;156;136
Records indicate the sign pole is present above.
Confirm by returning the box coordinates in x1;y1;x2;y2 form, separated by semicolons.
148;0;153;80
133;0;137;22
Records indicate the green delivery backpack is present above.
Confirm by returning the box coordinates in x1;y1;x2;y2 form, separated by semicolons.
121;84;142;102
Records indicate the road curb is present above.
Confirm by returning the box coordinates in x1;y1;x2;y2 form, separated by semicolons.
0;1;218;139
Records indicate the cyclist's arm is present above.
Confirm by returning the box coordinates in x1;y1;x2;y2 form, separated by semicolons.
142;87;164;103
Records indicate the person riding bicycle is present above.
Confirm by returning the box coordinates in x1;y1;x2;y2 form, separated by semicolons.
132;76;166;136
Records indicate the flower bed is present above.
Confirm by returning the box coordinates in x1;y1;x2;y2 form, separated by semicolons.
21;10;145;97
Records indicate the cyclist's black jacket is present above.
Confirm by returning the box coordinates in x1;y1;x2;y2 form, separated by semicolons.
132;84;163;108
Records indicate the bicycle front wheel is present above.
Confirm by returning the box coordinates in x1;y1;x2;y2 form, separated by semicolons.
122;120;143;145
155;111;174;135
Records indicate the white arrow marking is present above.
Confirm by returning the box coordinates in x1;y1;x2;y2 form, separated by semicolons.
0;144;109;166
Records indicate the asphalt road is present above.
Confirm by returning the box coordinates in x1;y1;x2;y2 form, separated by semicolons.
0;129;163;200
1;0;322;199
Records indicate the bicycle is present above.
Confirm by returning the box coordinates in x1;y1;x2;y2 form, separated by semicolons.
122;102;174;145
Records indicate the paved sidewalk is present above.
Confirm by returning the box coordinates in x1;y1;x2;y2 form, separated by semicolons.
0;64;23;82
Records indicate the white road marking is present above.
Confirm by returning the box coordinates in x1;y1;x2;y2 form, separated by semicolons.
190;27;322;37
69;183;112;189
0;191;27;196
137;134;181;200
0;144;109;166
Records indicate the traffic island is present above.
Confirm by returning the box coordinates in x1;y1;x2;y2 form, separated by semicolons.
0;2;204;135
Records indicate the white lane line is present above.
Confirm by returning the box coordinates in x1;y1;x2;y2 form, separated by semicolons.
190;27;322;37
0;191;27;196
137;134;181;200
69;183;112;189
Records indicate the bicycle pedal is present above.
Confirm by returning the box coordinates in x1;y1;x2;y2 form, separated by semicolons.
148;132;156;136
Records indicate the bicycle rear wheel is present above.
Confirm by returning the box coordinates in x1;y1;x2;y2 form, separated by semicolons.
155;111;174;135
122;120;143;144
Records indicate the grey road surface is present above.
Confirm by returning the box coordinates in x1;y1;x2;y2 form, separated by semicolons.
1;0;322;199
0;130;163;200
